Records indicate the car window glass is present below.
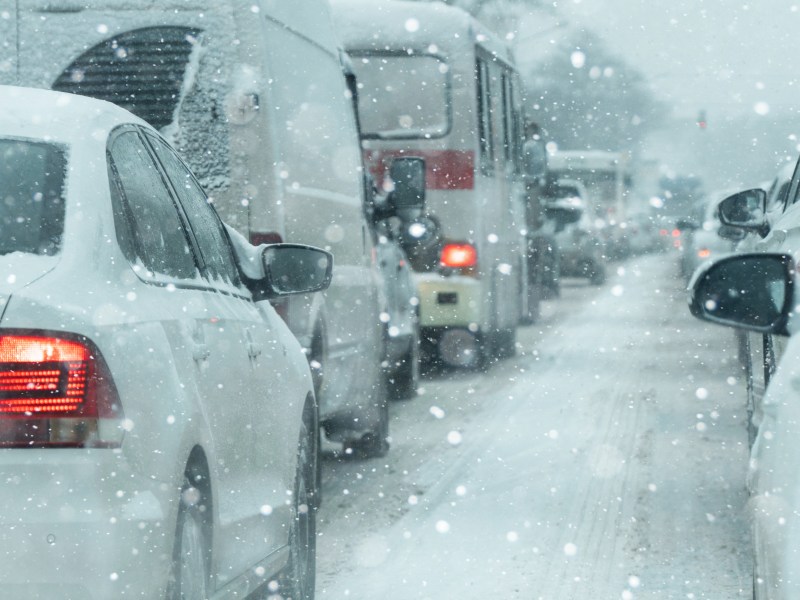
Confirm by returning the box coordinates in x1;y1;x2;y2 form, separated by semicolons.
145;133;241;289
108;130;199;281
0;139;67;256
786;159;800;209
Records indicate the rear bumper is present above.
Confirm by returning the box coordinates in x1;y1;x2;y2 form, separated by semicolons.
0;450;175;599
415;273;482;329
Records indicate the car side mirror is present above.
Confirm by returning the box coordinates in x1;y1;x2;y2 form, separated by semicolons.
363;172;393;224
523;139;547;184
388;157;426;220
675;218;700;231
546;205;582;233
251;244;333;301
718;188;769;237
688;253;794;335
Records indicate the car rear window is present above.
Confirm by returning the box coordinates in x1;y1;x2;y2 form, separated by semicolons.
0;139;67;256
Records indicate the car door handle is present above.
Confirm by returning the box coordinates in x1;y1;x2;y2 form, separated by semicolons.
192;343;210;362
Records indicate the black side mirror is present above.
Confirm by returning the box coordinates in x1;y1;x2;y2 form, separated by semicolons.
388;157;426;220
545;205;582;232
718;188;769;237
252;244;333;301
689;253;793;335
675;218;700;231
523;139;547;184
364;172;393;224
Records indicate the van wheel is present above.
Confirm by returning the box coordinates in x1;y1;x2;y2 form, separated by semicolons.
522;281;542;325
494;328;517;359
346;394;390;458
168;479;211;600
279;399;317;599
388;328;420;400
587;262;606;285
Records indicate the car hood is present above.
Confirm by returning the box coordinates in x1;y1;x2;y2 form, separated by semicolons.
0;253;60;321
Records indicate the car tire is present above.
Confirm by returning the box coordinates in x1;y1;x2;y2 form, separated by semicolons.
168;478;211;600
388;327;420;401
279;398;318;600
346;389;390;458
494;328;517;359
521;279;542;325
588;262;606;286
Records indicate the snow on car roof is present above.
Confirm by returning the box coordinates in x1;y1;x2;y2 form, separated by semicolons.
0;85;147;142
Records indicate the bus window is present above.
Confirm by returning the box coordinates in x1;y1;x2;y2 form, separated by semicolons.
352;53;450;139
476;58;494;176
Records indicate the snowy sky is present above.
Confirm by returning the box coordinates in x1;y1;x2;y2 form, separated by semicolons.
552;0;799;120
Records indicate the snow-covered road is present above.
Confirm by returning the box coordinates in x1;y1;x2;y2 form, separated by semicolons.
315;253;752;599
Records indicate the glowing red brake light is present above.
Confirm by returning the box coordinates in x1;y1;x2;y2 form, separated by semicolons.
0;333;123;448
440;243;478;269
0;336;89;415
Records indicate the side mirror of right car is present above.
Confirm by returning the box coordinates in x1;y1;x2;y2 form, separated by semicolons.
252;243;333;301
718;188;769;237
388;157;426;220
688;253;794;335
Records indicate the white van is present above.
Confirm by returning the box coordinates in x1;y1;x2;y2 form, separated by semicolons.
332;0;530;368
0;0;391;456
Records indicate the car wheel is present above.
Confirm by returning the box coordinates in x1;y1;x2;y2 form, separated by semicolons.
388;327;420;401
168;478;211;600
279;398;318;600
521;279;541;325
347;390;390;458
493;328;517;359
588;262;606;286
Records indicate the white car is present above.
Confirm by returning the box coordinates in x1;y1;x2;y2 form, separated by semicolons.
689;252;800;599
0;86;331;599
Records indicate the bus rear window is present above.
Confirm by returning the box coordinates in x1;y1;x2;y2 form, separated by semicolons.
353;54;450;139
0;140;67;256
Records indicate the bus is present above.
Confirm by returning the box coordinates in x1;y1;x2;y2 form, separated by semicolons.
333;0;530;368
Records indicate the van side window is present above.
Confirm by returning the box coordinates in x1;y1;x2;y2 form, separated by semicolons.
108;130;199;281
145;133;242;288
476;58;494;176
501;71;515;165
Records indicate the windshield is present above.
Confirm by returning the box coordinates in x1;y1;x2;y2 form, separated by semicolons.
351;54;450;139
0;139;67;256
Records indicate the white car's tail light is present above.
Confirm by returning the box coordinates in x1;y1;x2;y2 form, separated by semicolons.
0;333;124;448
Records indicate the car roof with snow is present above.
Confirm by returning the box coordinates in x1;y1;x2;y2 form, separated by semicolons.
0;85;147;142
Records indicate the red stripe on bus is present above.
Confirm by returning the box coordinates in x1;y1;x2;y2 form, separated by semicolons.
364;149;475;191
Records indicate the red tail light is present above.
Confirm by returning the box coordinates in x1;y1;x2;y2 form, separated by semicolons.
440;243;478;269
0;333;123;448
